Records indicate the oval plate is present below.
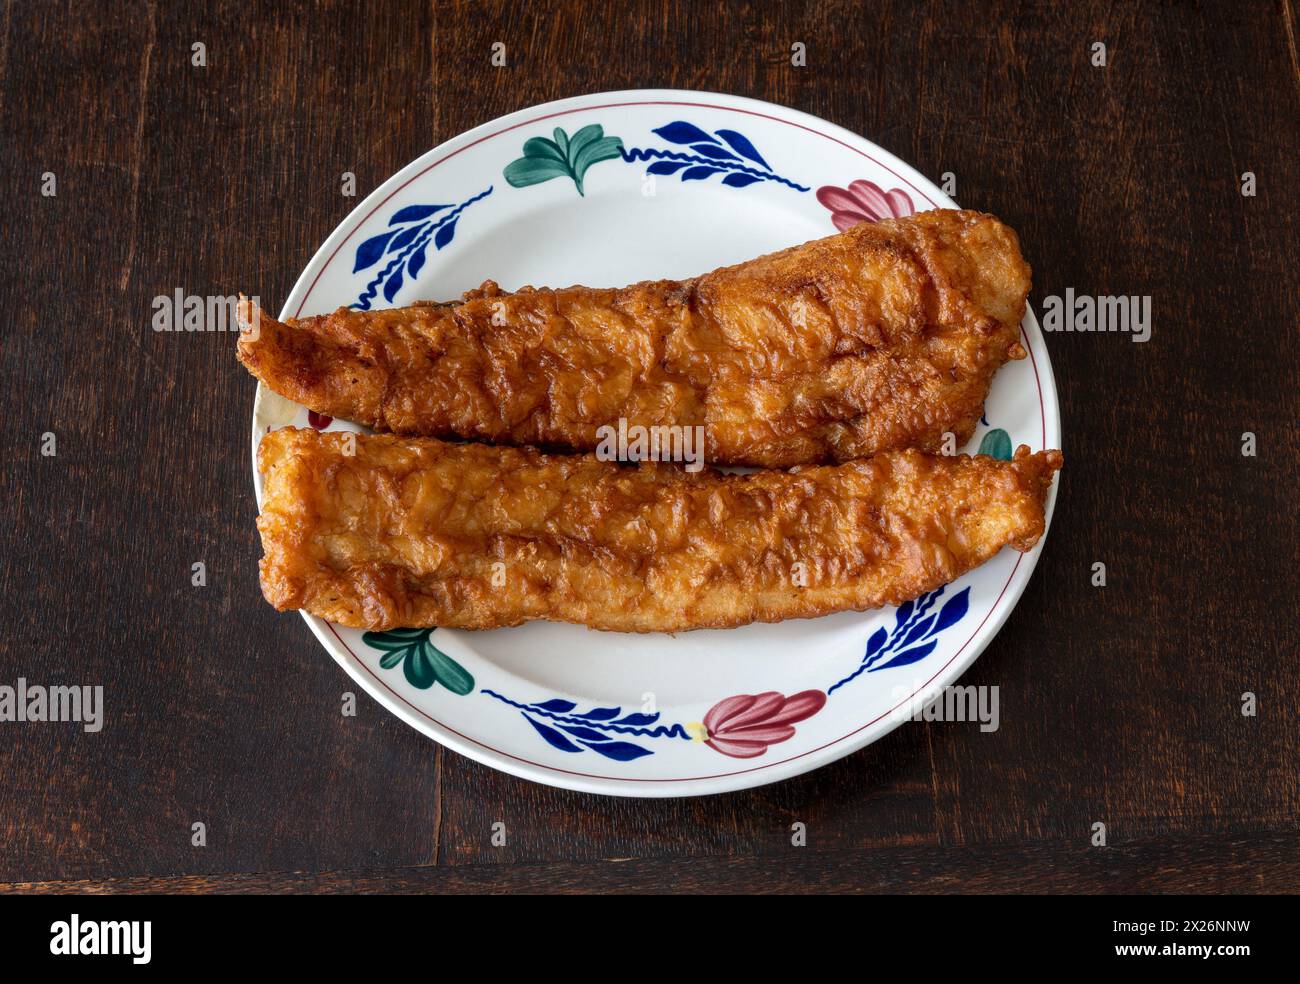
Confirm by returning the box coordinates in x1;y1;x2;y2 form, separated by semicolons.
249;89;1061;797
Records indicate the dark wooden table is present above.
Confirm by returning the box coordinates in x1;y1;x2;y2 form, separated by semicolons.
0;0;1296;895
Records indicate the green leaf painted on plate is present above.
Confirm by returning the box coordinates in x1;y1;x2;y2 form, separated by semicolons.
425;642;475;696
568;124;603;157
572;136;625;195
503;125;624;197
522;136;566;163
504;156;571;187
364;627;426;646
978;428;1013;461
404;645;436;689
364;636;419;652
362;628;474;695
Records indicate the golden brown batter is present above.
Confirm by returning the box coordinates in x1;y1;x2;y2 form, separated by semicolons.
256;429;1061;632
238;209;1031;468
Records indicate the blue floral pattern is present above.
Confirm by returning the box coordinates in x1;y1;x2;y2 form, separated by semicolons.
827;585;971;696
480;691;693;762
350;186;493;310
622;121;811;191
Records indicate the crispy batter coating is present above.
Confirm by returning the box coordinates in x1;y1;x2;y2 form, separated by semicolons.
256;429;1061;632
238;209;1031;468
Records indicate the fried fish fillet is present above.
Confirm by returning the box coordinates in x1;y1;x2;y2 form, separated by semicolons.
256;428;1061;632
238;209;1030;468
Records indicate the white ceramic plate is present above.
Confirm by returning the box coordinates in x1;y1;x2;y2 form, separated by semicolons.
249;89;1060;797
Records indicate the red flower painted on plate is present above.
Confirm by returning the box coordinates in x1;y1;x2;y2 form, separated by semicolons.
702;690;827;758
307;410;333;430
816;179;915;231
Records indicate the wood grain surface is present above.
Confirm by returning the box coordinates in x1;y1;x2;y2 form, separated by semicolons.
0;0;1296;894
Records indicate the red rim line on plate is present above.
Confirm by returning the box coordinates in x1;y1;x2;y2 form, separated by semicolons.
290;99;1048;783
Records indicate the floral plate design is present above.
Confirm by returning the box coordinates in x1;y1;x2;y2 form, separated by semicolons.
249;90;1061;797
